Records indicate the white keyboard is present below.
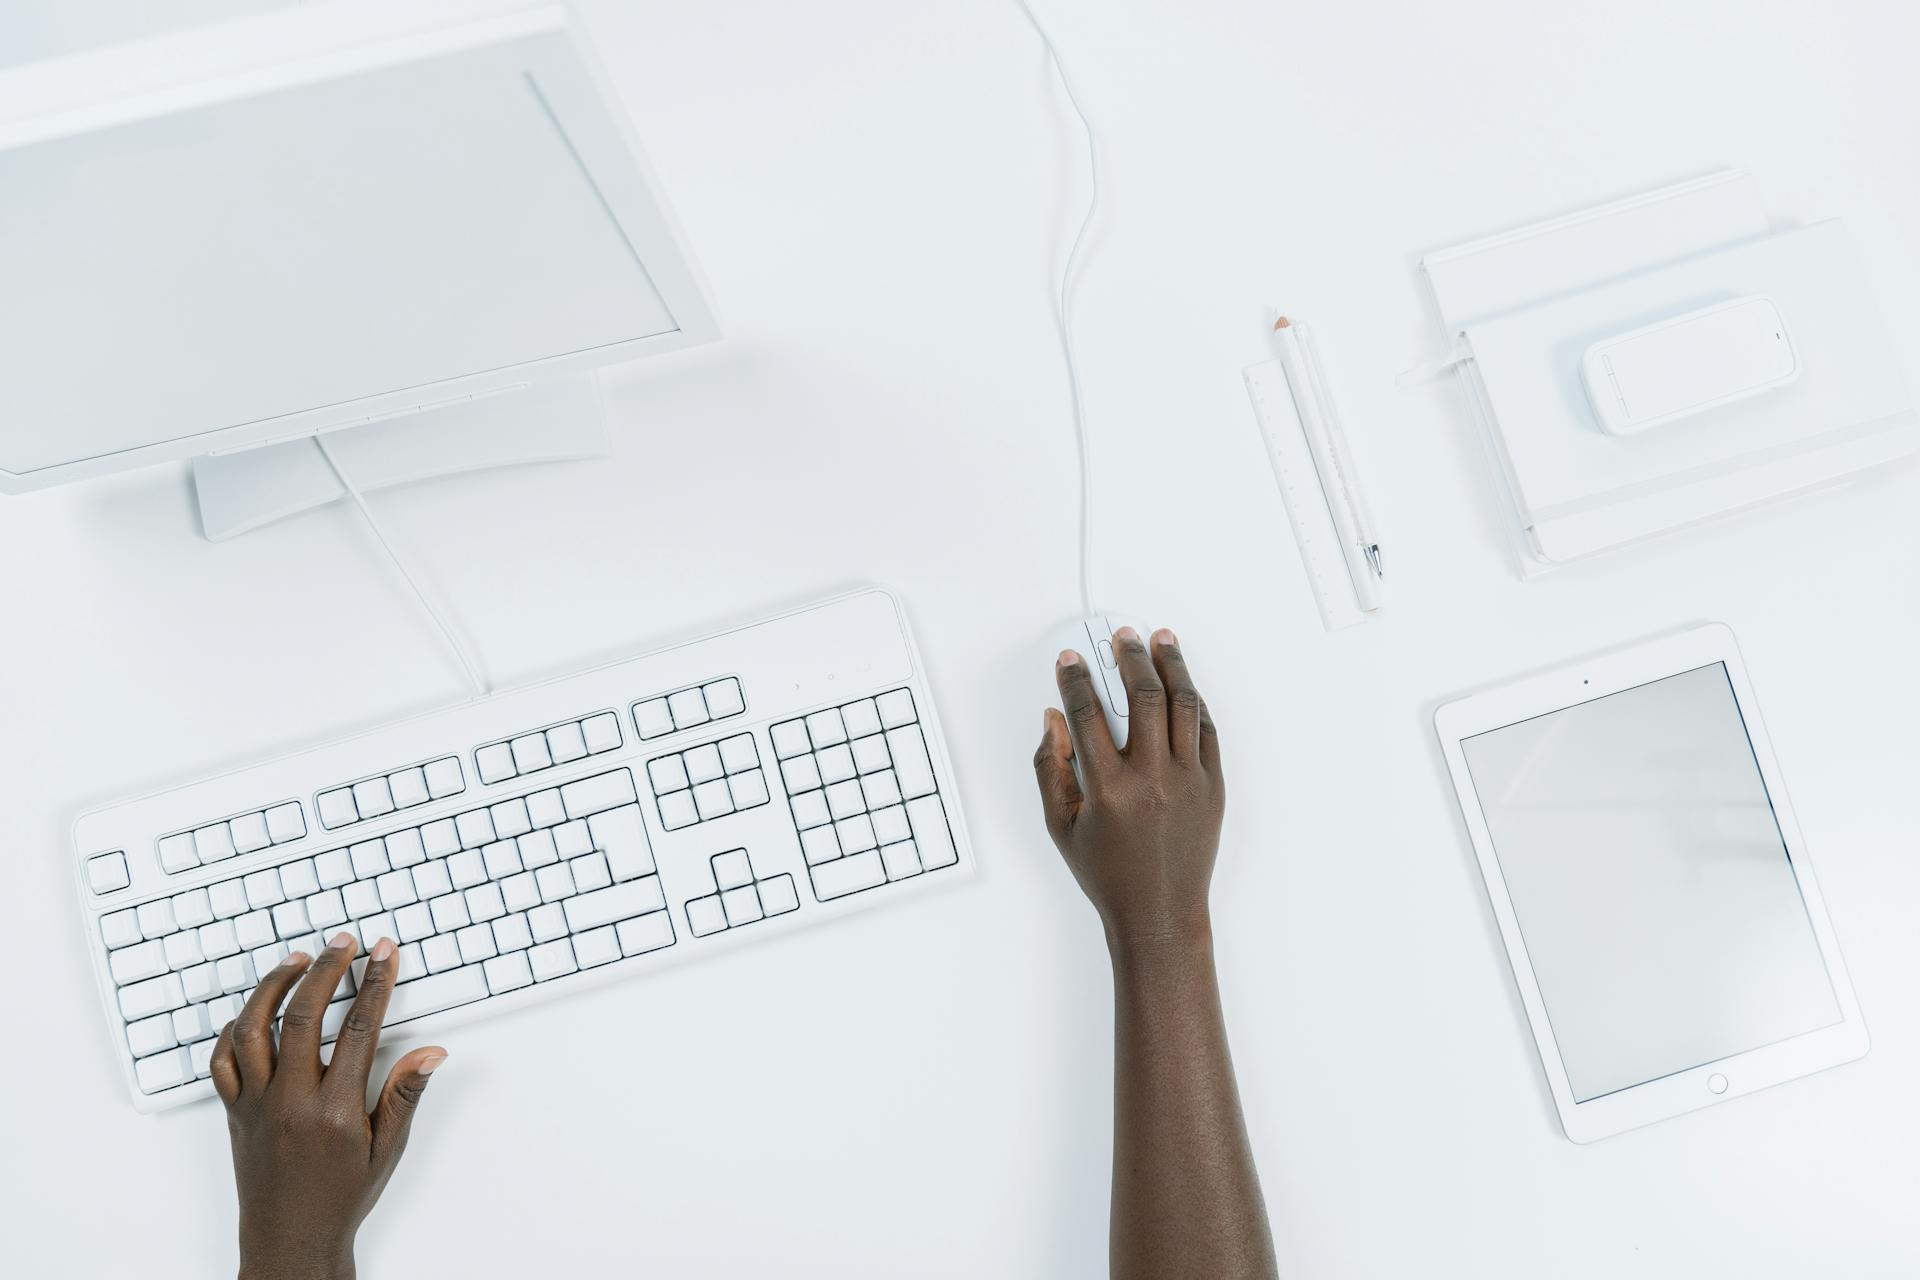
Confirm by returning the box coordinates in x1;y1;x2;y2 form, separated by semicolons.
73;590;974;1111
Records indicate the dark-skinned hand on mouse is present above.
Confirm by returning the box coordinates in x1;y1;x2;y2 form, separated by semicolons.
211;933;446;1280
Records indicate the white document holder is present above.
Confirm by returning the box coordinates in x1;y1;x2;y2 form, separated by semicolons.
1419;171;1919;572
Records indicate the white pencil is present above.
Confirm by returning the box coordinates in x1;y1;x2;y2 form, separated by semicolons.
1271;316;1382;612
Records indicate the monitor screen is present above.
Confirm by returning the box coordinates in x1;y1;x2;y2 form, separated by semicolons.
0;28;680;478
1460;663;1842;1102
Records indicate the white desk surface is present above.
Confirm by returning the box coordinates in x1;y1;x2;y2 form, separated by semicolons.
3;2;1917;1276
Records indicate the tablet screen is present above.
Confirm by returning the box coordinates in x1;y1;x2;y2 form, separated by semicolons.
1461;663;1842;1102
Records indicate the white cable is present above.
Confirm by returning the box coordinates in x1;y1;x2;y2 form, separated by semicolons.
313;435;491;699
1014;0;1101;618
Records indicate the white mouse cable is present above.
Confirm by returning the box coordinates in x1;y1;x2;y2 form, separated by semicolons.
1013;0;1102;619
313;434;491;699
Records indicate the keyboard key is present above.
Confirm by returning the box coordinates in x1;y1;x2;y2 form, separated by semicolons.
800;826;841;866
811;848;886;900
475;743;516;784
552;820;593;858
529;939;578;981
420;759;460;802
667;688;709;729
510;733;552;774
490;798;532;839
251;941;289;974
714;850;752;890
693;779;734;821
135;1047;193;1094
235;910;276;950
842;698;882;739
182;963;220;1003
447;848;486;890
685;895;727;937
880;840;922;881
907;795;958;869
704;677;745;718
377;870;418;910
412;860;454;900
535;862;575;903
306;889;348;931
395;942;427;983
394;902;433;942
792;791;831;830
526;789;566;829
101;909;142;949
871;804;912;846
275;859;317;899
164;930;206;971
352;776;395;820
816;744;856;785
272;901;310;940
770;720;811;759
383;964;489;1024
206;879;247;919
588;807;654;881
456;923;498;964
429;892;471;934
216;954;254;993
876;689;917;728
518;829;560;869
492;912;534;953
389;767;430;809
617;913;675;956
547;720;588;764
720;734;758;774
561;770;637;820
633;698;674;739
342;880;382;919
582;713;623;754
806;708;848;748
231;812;271;854
721;886;762;927
466;882;507;923
729;769;770;810
684;744;724;785
313;848;355;889
837;814;878;854
420;819;460;857
422;934;461;974
191;1037;218;1079
825;778;867;821
157;833;199;874
887;725;938;799
110;940;168;985
568;851;612;894
173;1003;214;1044
501;872;541;913
863;770;904;811
574;926;620;968
349;840;389;879
243;869;285;910
136;899;175;939
760;874;801;916
648;756;689;794
455;809;496;850
852;735;891;775
482;840;523;881
564;878;667;933
484;950;534;993
317;789;359;829
199;920;241;961
265;802;307;843
370;835;417;875
528;903;568;943
119;972;186;1021
782;755;822;794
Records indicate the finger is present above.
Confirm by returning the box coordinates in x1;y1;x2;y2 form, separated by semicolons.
210;1022;242;1106
370;1046;448;1173
323;937;397;1102
1151;628;1203;761
1109;627;1165;758
1055;650;1118;774
1198;693;1222;775
274;931;358;1086
1032;707;1085;841
231;949;313;1095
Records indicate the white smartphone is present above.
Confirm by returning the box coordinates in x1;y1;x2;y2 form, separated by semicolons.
1434;624;1867;1142
1581;296;1799;435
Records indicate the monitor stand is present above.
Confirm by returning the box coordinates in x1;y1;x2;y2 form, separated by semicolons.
191;374;610;541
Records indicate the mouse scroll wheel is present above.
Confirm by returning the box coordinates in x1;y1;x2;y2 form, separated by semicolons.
1096;639;1117;670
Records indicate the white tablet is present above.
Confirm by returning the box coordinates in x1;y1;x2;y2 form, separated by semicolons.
1435;624;1867;1142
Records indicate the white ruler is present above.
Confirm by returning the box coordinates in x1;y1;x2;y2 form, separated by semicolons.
1243;358;1370;631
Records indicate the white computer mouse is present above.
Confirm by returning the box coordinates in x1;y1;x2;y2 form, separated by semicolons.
1051;614;1135;749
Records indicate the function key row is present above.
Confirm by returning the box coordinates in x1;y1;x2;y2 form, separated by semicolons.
645;732;770;831
474;712;622;786
155;800;309;877
631;676;745;742
317;758;464;831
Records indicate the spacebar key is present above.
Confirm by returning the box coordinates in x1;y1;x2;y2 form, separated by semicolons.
381;965;491;1027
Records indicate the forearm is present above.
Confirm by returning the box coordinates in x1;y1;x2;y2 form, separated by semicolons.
1108;923;1277;1280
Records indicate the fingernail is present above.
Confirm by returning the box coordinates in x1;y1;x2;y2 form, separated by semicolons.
1043;709;1053;734
371;937;396;962
1152;627;1178;646
1058;649;1082;668
327;931;353;950
282;950;310;968
1114;626;1140;643
418;1052;448;1076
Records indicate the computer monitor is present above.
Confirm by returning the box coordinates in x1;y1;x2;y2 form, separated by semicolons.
0;0;717;537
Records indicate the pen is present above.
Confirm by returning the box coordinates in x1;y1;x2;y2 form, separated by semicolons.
1271;316;1384;610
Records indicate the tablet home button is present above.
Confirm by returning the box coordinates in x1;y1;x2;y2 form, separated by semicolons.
1708;1073;1729;1094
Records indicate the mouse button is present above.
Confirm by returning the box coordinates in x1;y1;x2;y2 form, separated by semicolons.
1096;638;1117;669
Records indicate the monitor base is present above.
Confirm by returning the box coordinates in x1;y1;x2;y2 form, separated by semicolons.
192;374;610;541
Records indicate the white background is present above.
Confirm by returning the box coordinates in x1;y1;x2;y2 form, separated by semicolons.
2;1;1916;1276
